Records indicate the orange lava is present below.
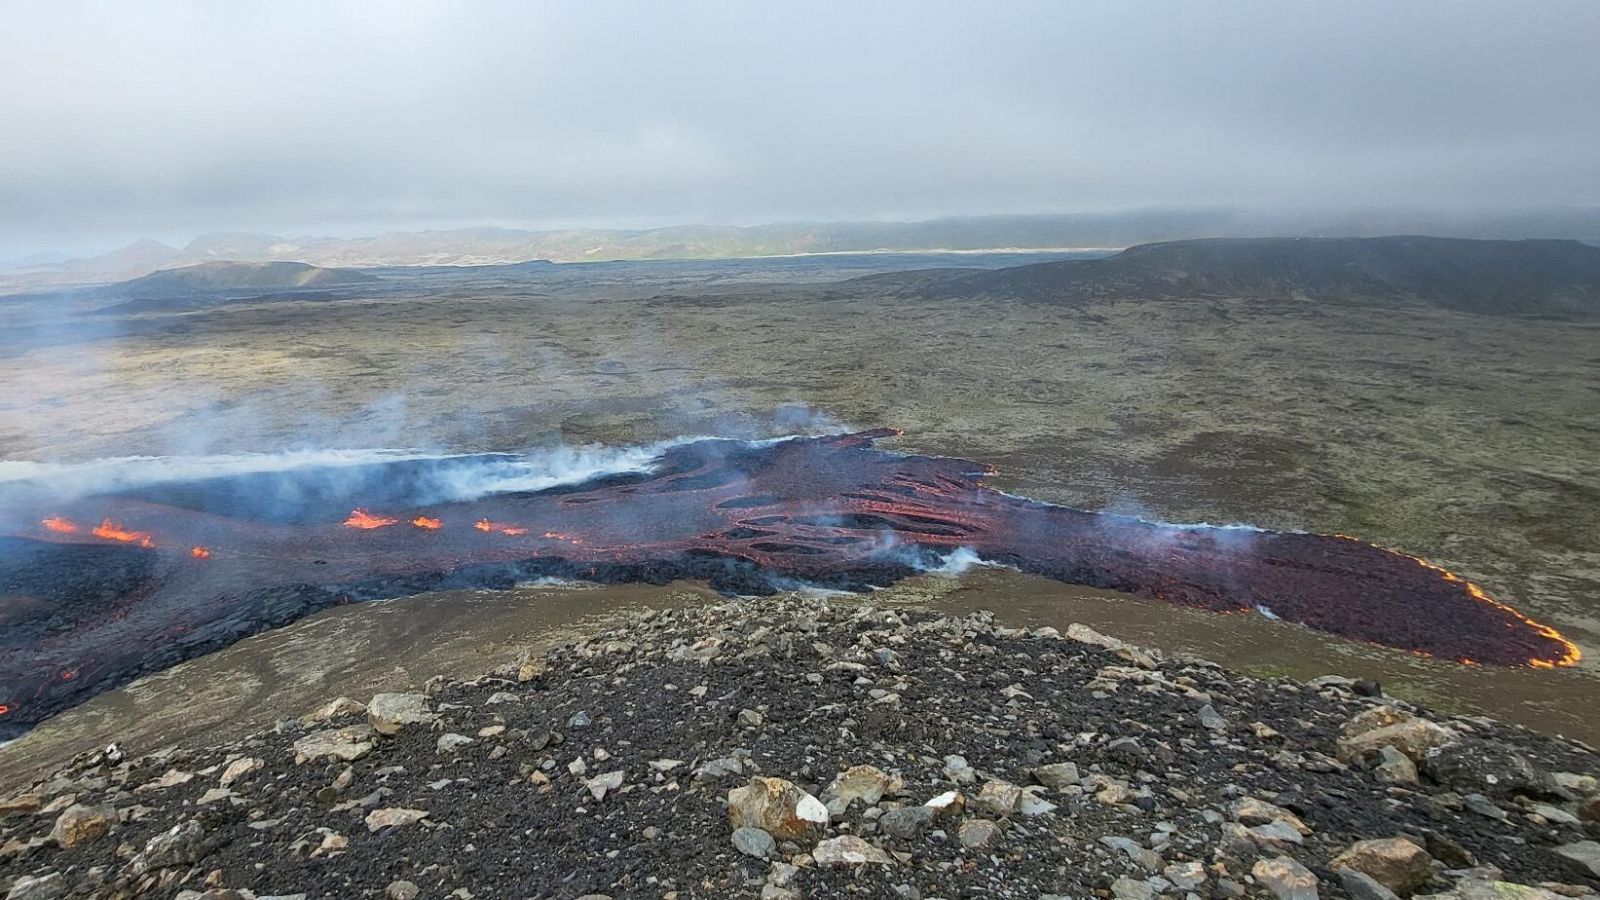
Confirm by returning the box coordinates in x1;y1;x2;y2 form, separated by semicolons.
474;518;528;536
191;546;211;559
41;516;78;534
411;516;443;530
91;519;154;548
344;509;399;529
1333;534;1582;668
0;704;10;716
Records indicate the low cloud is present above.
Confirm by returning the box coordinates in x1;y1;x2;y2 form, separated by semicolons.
3;0;1598;254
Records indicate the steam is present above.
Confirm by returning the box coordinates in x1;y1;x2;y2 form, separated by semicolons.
766;578;858;599
864;534;1009;577
927;546;1000;575
0;428;871;533
0;448;437;495
402;444;668;503
0;441;685;525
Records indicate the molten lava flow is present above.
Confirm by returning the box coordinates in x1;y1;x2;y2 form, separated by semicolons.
191;546;211;559
344;508;399;529
1331;534;1583;669
41;516;78;534
4;430;1583;739
91;518;153;548
475;518;528;536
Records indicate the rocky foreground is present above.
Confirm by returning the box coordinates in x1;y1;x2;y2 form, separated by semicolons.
2;598;1599;900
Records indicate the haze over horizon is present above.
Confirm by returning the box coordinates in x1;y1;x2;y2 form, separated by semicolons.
4;0;1600;257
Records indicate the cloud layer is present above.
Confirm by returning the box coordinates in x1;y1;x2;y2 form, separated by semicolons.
3;0;1598;253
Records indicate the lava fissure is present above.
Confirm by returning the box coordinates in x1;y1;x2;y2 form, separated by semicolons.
0;430;1579;736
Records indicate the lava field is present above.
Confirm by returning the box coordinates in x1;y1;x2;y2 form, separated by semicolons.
0;430;1579;735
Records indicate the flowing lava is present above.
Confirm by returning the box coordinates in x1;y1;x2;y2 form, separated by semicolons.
90;518;153;548
191;546;211;559
0;430;1581;736
344;508;398;529
1331;535;1579;671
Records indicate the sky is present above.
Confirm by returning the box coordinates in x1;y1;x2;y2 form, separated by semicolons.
2;0;1599;256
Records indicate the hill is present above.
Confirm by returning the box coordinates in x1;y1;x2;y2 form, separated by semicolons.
873;236;1600;317
90;261;379;314
120;260;377;294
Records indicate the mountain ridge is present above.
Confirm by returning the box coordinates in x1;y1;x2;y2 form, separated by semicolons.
860;236;1600;317
9;209;1600;290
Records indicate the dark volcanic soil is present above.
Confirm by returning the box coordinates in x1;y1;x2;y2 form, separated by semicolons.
2;598;1597;899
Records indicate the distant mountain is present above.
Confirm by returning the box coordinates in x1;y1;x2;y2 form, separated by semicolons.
88;237;184;275
866;236;1600;317
9;208;1600;292
0;250;75;269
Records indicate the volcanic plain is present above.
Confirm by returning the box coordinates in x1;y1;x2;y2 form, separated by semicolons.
1;244;1598;786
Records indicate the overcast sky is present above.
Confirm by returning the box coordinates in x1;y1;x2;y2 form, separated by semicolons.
2;0;1598;255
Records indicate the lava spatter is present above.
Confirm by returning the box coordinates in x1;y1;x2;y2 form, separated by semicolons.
343;508;398;529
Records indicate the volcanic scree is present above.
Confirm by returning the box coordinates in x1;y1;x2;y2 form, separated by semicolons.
0;430;1579;735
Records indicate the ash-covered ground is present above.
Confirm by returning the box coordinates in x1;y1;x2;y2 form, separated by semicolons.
2;598;1599;899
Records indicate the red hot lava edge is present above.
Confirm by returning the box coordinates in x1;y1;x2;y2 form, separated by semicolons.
0;429;1581;734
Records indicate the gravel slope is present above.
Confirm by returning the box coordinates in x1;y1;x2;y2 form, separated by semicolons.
2;597;1598;899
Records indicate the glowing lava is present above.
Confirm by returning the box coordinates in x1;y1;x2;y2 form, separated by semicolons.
191;546;212;559
344;509;399;529
90;518;153;548
1333;534;1582;670
2;430;1582;738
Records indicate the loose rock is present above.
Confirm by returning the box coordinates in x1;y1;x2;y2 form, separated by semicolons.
365;808;429;832
292;725;374;764
1031;761;1080;789
49;803;116;848
1552;841;1600;879
958;818;1003;850
727;777;828;841
1330;837;1434;894
367;693;436;736
1254;854;1320;900
732;826;776;859
813;834;893;866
